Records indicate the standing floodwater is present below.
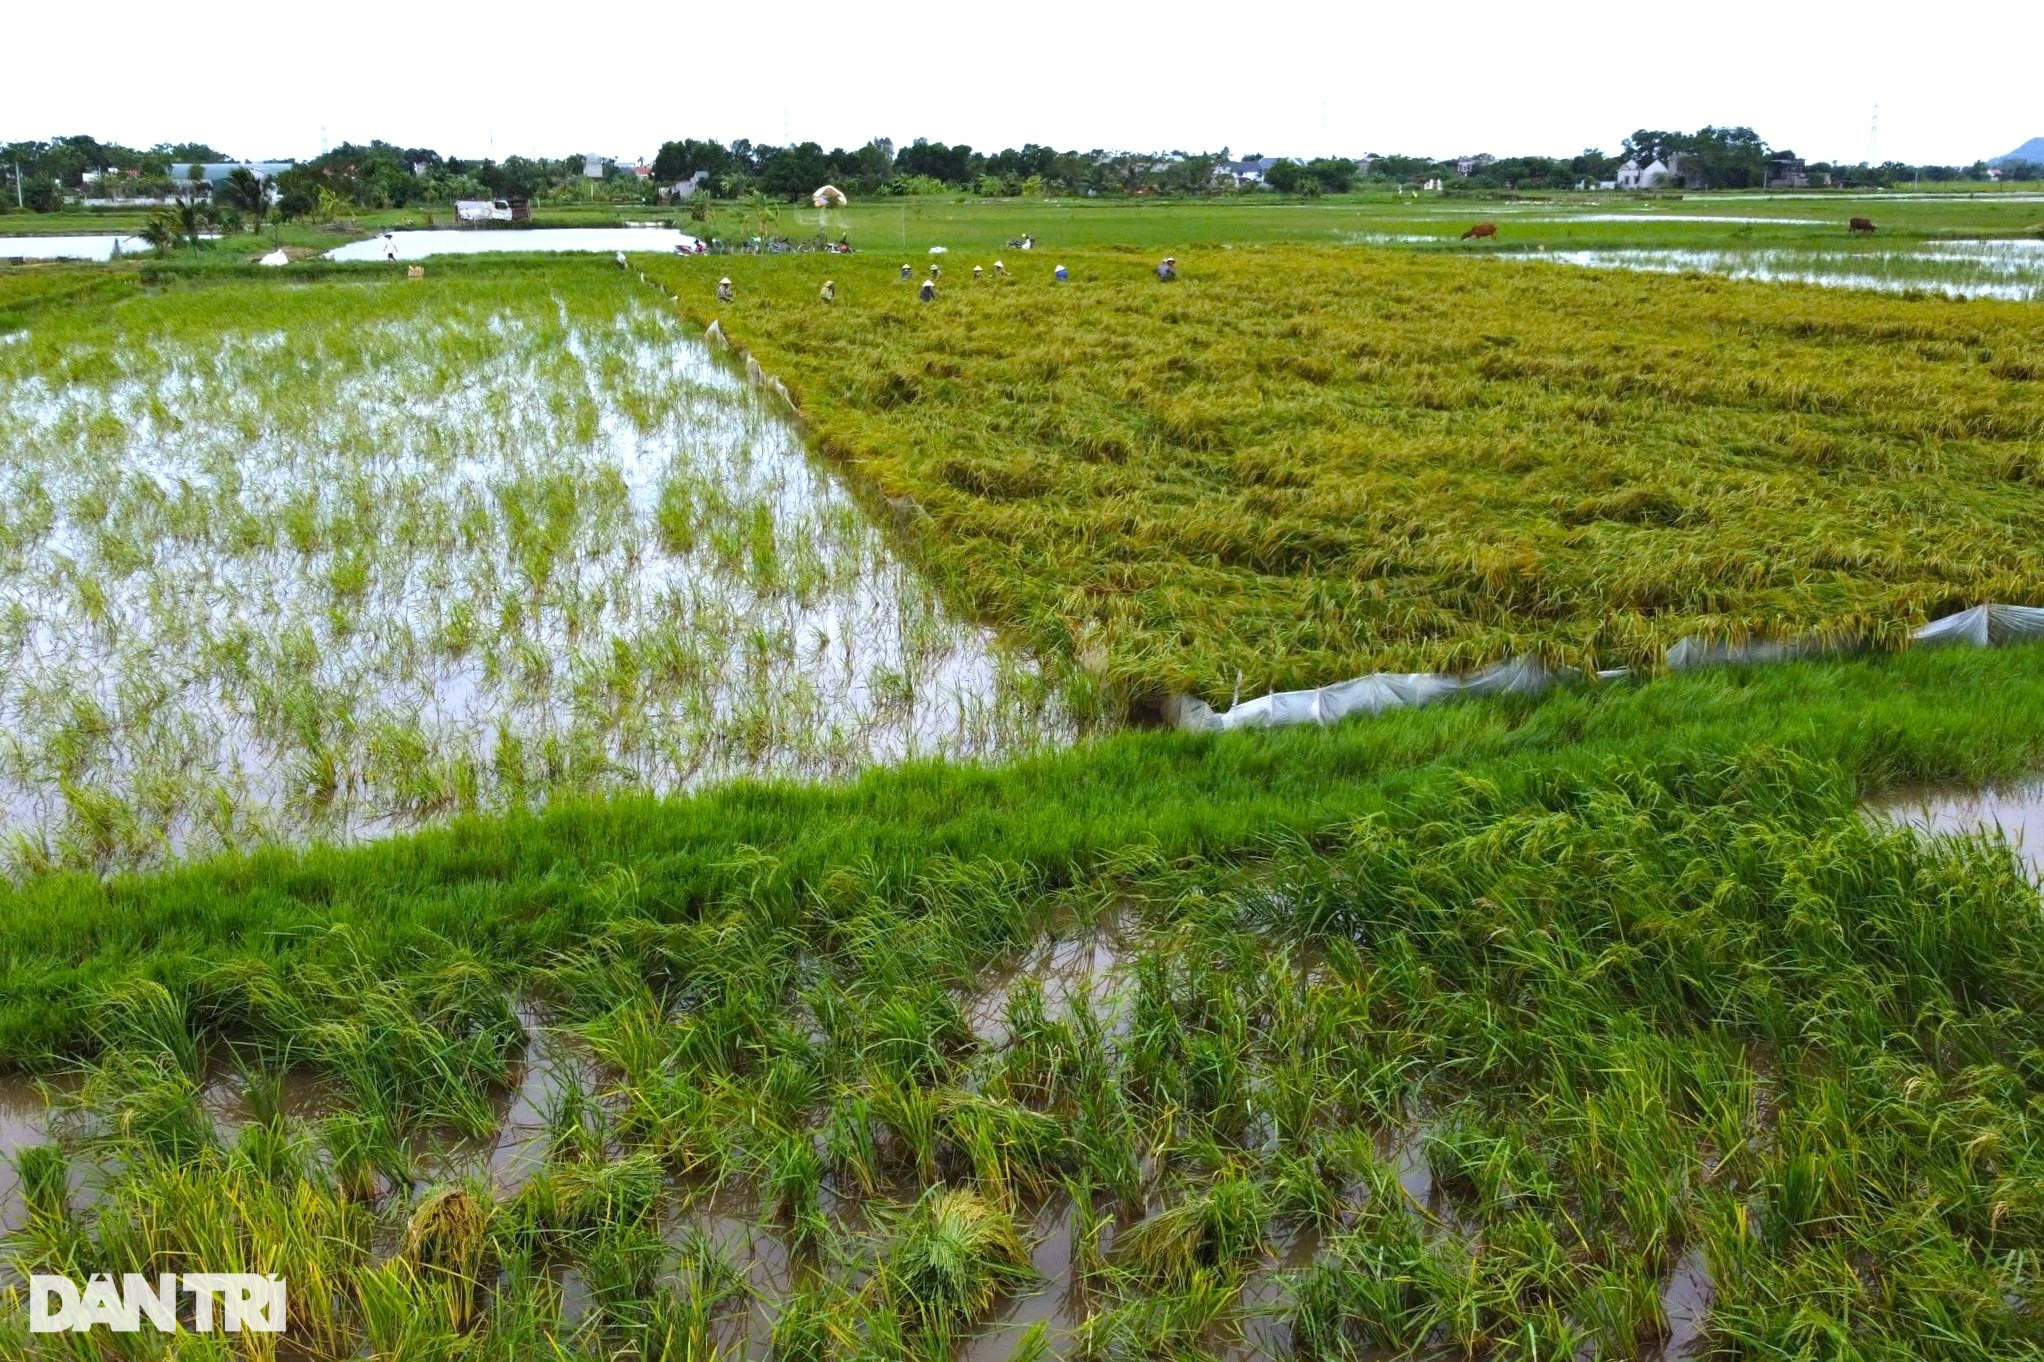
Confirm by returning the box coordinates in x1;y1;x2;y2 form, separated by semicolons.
1870;778;2044;881
0;276;1069;873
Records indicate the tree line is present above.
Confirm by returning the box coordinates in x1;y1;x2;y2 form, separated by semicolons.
3;129;2034;216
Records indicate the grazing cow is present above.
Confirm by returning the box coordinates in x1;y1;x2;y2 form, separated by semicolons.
1461;223;1498;241
1849;217;1876;233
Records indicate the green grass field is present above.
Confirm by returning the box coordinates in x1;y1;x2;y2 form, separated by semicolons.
8;185;2044;292
5;202;2044;1360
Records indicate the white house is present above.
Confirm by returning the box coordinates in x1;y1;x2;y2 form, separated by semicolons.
1615;157;1672;189
663;170;711;201
1212;156;1280;188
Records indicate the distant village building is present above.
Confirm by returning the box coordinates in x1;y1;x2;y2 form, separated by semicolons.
1765;156;1810;189
1212;156;1280;188
662;170;711;202
1455;153;1495;178
1617;154;1709;190
167;161;294;188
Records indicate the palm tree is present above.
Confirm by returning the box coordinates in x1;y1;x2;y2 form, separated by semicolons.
140;213;178;255
219;167;268;231
173;196;209;252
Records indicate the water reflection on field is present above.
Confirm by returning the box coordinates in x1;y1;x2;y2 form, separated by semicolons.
1870;777;2044;880
0;287;1068;873
1535;240;2044;300
324;228;703;262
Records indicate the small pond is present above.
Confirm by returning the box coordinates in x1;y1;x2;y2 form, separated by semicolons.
0;235;148;262
325;228;703;262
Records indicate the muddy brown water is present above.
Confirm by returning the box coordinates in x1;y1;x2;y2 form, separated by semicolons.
1;989;1717;1358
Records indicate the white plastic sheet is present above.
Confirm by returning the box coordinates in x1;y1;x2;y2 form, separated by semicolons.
1171;604;2044;733
1168;657;1604;733
1912;604;2044;648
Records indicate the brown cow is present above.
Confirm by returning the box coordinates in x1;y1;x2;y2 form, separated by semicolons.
1461;222;1498;241
1849;217;1876;233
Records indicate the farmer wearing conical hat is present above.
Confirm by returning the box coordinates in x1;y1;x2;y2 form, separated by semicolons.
820;279;836;303
919;278;936;303
717;277;733;302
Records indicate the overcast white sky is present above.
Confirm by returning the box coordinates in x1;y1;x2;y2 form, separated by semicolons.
4;0;2038;167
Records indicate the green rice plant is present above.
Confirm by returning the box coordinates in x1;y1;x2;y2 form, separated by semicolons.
401;1185;496;1332
1111;1172;1268;1288
14;1143;69;1231
12;631;2044;1354
879;1185;1034;1342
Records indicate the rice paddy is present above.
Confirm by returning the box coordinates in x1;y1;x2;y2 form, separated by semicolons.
8;642;2044;1358
0;265;1065;873
7;199;2044;1359
645;245;2044;704
1539;240;2044;302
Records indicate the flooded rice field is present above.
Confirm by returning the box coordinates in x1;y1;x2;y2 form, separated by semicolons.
1869;776;2044;880
0;234;148;262
325;228;704;262
1535;239;2044;300
0;915;1721;1360
0;279;1067;873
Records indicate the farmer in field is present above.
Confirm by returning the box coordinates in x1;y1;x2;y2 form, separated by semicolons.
993;260;1006;278
383;232;397;263
901;263;912;279
1055;264;1068;282
972;265;983;281
929;262;942;281
1157;257;1177;281
919;278;937;303
614;250;628;269
717;277;733;303
820;279;836;304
